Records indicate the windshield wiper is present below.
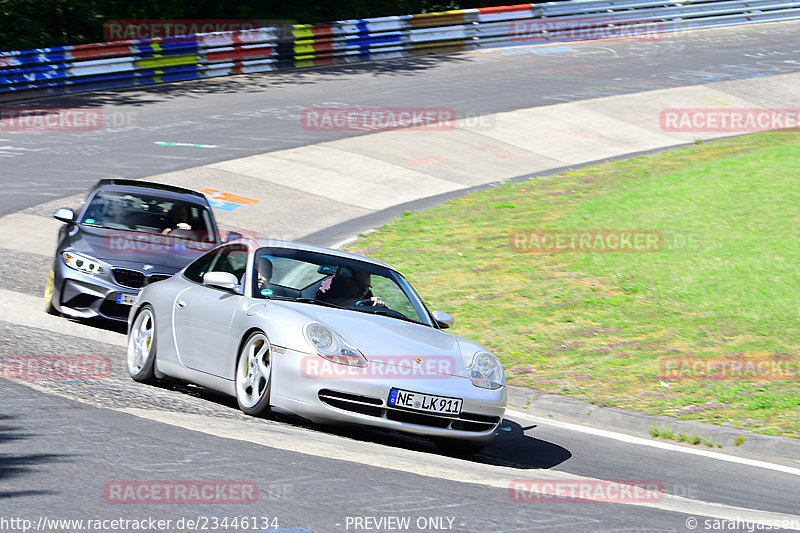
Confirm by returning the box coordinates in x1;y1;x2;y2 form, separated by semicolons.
290;297;344;309
354;306;423;325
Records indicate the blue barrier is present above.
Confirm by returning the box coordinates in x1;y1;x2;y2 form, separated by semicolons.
1;1;800;102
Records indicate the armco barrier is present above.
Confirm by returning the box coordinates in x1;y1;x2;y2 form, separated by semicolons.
2;0;800;102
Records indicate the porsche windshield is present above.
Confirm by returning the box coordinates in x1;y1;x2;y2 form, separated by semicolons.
253;247;432;326
81;191;216;243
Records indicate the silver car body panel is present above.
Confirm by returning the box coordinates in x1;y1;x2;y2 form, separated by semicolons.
130;238;506;443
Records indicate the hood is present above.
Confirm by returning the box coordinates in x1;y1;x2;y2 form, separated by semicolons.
271;302;470;378
69;225;214;272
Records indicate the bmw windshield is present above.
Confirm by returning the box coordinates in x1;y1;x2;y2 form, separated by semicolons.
80;190;217;244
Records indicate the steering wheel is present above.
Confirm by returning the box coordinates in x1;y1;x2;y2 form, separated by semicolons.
356;297;386;307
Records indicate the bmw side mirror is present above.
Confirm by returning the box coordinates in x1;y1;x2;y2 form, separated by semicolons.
53;208;76;224
203;271;239;290
432;310;455;329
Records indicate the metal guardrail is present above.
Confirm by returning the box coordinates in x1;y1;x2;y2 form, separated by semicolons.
2;0;800;102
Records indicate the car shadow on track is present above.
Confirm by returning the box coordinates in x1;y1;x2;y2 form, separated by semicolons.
82;315;572;469
145;379;572;469
306;417;571;469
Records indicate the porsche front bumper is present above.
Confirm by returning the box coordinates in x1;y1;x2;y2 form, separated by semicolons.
270;347;507;444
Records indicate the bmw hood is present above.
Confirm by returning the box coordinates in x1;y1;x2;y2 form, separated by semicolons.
68;225;213;271
276;303;472;378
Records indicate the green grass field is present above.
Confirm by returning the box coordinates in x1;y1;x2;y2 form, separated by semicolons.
348;130;800;438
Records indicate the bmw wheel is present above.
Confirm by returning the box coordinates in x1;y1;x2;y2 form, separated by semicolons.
235;331;272;416
44;266;58;315
128;305;157;383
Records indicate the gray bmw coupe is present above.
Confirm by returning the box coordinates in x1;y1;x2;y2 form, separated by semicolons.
45;179;223;322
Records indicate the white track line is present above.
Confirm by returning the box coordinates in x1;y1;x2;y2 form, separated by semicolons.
509;409;800;477
118;408;800;529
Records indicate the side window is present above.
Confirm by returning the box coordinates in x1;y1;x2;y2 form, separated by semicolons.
184;248;217;283
208;245;249;283
184;245;248;285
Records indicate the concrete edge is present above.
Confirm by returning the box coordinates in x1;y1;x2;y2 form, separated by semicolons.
298;142;702;247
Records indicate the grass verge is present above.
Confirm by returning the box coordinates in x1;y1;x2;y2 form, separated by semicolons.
347;130;800;438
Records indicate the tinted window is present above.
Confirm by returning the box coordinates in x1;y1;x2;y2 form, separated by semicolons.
185;245;249;285
184;248;217;283
82;190;216;243
208;245;249;283
252;247;431;325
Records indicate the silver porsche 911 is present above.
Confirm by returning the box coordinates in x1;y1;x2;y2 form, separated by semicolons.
127;238;506;454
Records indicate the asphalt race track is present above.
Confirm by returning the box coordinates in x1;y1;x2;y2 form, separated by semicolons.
2;22;800;533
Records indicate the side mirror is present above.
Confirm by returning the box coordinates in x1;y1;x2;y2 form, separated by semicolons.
432;310;455;329
53;208;76;224
203;271;239;290
225;231;242;242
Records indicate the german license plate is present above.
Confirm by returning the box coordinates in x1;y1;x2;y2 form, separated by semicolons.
116;293;138;305
387;388;462;415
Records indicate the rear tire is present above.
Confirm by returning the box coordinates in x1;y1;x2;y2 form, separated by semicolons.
127;305;157;383
235;331;272;416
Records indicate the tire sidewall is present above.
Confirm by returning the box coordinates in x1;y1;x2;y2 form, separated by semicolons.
128;305;157;383
236;331;272;416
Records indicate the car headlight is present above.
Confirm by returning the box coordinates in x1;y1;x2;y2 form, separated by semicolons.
304;322;367;367
62;251;104;276
468;351;505;390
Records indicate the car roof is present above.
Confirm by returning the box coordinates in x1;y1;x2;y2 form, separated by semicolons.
87;179;211;205
248;238;395;271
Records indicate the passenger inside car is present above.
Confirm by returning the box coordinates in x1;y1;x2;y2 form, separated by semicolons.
255;256;273;294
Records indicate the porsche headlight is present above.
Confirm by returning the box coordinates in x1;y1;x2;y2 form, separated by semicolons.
304;323;367;367
468;351;505;390
62;251;104;276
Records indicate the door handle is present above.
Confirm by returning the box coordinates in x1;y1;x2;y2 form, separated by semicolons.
176;300;186;309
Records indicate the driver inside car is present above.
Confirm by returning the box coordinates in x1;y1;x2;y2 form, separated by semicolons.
318;267;385;307
161;204;192;235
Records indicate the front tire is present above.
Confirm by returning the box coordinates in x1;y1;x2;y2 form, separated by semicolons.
235;331;272;416
128;305;157;383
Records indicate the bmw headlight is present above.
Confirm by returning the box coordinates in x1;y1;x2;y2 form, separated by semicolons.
62;251;104;276
468;351;505;390
304;322;367;367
